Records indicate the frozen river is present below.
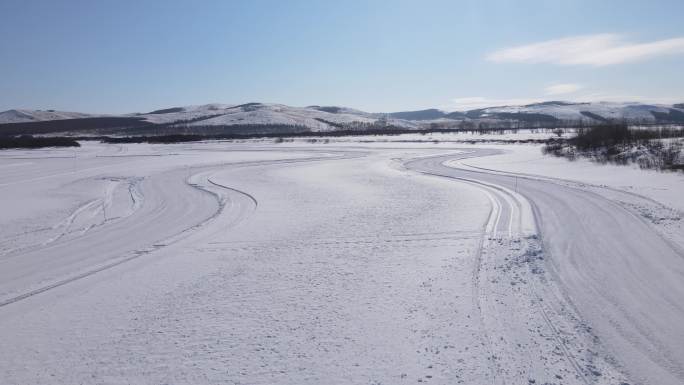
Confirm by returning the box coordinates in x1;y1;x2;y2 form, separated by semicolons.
0;141;682;385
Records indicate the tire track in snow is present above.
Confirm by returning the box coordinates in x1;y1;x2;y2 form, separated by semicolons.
405;155;514;384
405;152;609;384
0;150;365;308
0;169;255;308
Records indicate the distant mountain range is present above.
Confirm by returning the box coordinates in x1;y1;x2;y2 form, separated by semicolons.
0;109;92;124
1;101;683;136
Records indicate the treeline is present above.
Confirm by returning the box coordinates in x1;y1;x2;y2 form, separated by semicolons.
428;117;684;131
96;126;415;143
102;135;207;144
0;117;153;136
118;123;312;136
571;125;683;150
542;124;683;171
104;121;555;143
2;111;683;138
88;123;684;145
154;117;661;136
0;135;80;149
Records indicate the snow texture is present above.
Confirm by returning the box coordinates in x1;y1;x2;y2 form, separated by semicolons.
0;140;682;384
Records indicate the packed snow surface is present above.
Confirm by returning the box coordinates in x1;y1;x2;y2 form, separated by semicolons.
0;140;683;384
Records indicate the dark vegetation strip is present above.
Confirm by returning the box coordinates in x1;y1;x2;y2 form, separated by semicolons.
0;135;80;149
93;125;564;143
542;124;684;171
2;113;683;137
0;117;153;136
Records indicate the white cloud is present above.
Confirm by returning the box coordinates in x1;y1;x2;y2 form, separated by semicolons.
545;83;583;95
487;34;684;66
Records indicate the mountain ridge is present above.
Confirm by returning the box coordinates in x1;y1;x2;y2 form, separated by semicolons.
2;101;683;136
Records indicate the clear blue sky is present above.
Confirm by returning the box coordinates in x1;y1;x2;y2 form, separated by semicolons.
2;0;683;113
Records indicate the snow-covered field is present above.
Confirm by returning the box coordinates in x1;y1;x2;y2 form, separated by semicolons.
1;140;682;384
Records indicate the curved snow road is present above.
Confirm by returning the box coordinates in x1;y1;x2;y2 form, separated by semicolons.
0;151;362;308
406;149;684;385
0;167;234;306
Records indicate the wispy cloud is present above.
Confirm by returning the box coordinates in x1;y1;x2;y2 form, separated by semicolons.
487;34;684;66
545;83;582;95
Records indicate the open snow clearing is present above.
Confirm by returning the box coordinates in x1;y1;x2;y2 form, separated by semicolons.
0;141;682;385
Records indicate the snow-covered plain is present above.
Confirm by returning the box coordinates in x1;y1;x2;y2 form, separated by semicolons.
0;140;682;384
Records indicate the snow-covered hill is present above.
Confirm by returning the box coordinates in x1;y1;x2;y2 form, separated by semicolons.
464;101;684;123
2;102;683;135
0;109;93;124
133;101;684;129
135;103;415;131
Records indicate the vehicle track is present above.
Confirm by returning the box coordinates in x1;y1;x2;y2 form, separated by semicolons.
0;171;253;308
411;156;592;383
0;151;364;308
405;149;684;385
